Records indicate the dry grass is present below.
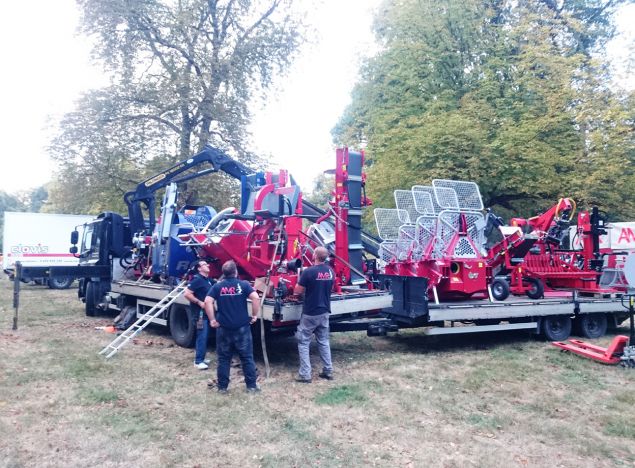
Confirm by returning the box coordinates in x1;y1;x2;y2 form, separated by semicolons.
1;277;634;467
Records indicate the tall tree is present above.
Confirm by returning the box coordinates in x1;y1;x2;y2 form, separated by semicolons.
334;0;634;221
49;0;304;213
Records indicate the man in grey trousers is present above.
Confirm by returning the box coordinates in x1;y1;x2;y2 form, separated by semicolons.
293;246;334;383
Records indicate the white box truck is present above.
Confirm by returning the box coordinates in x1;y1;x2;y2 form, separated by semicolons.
2;211;94;289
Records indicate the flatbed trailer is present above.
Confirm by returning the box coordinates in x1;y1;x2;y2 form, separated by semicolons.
421;295;628;337
104;279;393;346
101;278;630;347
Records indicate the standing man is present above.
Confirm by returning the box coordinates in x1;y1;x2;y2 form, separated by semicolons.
205;260;261;393
293;246;334;383
184;259;215;370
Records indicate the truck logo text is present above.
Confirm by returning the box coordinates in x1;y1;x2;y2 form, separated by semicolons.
617;227;635;244
10;244;49;254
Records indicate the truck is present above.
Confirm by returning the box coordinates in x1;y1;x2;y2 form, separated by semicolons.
3;212;94;289
69;146;632;350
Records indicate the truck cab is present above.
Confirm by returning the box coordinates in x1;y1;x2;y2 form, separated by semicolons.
73;212;131;315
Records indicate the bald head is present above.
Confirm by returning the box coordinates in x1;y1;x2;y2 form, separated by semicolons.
314;246;329;263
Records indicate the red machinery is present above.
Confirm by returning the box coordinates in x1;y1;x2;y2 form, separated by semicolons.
373;183;623;303
176;148;378;312
502;200;620;298
374;180;529;301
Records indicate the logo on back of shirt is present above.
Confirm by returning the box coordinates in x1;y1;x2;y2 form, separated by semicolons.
317;271;333;280
220;283;243;296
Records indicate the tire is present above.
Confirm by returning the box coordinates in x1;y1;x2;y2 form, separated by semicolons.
169;304;196;348
48;277;74;289
490;278;510;301
524;277;544;300
576;313;608;339
541;315;572;341
85;281;99;317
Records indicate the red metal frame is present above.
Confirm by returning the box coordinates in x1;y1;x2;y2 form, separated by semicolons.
508;200;620;297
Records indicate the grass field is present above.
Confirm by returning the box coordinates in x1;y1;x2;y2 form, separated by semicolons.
1;278;634;467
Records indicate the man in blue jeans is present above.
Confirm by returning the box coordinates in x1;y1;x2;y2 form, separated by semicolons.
205;260;261;393
293;246;334;383
183;259;215;370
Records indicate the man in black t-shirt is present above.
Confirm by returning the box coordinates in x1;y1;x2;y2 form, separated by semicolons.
293;246;334;383
204;260;261;393
184;260;215;370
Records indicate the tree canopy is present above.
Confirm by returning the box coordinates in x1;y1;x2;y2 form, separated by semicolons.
333;0;635;221
48;0;304;214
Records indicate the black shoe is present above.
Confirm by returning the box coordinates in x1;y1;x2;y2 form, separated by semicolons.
246;386;261;393
295;375;312;384
319;371;334;380
217;388;228;394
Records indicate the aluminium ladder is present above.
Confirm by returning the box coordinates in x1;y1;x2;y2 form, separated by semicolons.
99;280;188;359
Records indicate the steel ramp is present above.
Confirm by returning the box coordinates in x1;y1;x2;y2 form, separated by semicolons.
552;336;629;365
99;280;188;359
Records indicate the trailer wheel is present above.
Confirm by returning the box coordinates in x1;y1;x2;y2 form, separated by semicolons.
490;278;510;301
524;278;544;300
48;277;74;290
85;281;99;317
576;313;608;339
169;304;196;348
541;315;572;341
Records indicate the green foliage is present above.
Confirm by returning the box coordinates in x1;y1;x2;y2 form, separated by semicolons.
334;0;635;220
48;0;305;213
305;173;334;210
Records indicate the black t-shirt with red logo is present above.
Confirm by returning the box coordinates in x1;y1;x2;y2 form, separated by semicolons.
208;278;255;329
298;263;334;316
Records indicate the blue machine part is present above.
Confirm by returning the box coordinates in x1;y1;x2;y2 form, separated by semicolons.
152;205;217;278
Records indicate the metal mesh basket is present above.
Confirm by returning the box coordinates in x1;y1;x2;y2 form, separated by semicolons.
437;210;485;258
412;185;442;214
433;186;460;210
379;240;399;264
394;190;419;224
415;215;438;259
397;225;418;260
432;180;484;211
374;208;410;240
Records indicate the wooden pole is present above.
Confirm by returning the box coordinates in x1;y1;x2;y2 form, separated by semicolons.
12;262;21;330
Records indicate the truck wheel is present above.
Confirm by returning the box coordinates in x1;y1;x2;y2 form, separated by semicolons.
169;304;196;348
85;281;99;317
48;277;74;290
490;278;510;301
524;278;544;300
541;315;572;341
576;313;608;339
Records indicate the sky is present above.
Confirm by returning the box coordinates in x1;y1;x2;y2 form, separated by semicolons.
0;1;633;196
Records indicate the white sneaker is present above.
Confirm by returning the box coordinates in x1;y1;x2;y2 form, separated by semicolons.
204;359;211;364
195;362;209;370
